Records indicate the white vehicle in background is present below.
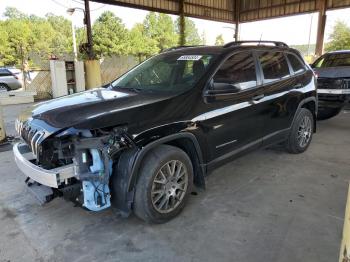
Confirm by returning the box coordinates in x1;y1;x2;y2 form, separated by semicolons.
0;67;24;92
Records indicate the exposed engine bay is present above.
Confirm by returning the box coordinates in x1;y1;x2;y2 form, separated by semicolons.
15;120;136;212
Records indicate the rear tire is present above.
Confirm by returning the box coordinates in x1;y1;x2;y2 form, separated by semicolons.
317;106;342;120
133;145;193;224
286;108;314;154
0;83;9;92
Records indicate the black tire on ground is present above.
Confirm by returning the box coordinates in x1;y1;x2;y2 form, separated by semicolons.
133;144;193;224
317;107;342;121
0;83;9;92
286;108;314;154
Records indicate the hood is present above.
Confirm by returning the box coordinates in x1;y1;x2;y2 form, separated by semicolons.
314;67;350;79
20;88;175;132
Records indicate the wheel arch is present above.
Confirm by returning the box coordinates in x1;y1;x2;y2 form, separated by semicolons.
300;98;317;132
110;132;205;216
130;132;206;191
294;96;317;132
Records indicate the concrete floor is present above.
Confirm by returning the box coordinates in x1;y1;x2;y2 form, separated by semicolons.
0;103;349;262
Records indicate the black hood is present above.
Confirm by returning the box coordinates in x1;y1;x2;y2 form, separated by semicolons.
22;88;177;132
314;67;350;79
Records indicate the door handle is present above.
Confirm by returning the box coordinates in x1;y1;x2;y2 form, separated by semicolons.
252;94;264;102
293;83;303;89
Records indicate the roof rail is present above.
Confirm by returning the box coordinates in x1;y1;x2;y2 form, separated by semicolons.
162;45;205;52
224;40;288;48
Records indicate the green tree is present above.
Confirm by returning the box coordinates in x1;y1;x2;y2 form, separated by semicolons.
0;23;12;66
4;7;27;19
175;17;202;45
0;8;74;66
129;23;159;60
325;21;350;51
46;13;73;55
93;11;130;57
215;34;225;46
143;12;178;51
2;18;32;65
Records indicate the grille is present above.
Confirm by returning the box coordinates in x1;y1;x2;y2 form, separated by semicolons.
317;78;350;90
18;121;45;156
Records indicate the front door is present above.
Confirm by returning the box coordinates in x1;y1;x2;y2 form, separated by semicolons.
200;51;267;163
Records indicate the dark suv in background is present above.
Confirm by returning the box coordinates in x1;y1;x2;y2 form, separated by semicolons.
14;41;317;223
311;50;350;120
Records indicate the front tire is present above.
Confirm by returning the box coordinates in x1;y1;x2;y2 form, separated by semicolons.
317;106;342;120
286;108;314;154
133;145;193;223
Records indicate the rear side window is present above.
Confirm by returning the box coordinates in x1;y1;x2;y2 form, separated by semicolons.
213;52;257;91
287;53;305;74
0;69;11;77
258;52;290;83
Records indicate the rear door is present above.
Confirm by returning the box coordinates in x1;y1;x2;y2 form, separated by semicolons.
256;51;302;143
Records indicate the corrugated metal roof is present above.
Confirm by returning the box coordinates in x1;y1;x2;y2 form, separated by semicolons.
93;0;350;23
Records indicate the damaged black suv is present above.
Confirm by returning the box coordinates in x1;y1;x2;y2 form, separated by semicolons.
14;41;317;223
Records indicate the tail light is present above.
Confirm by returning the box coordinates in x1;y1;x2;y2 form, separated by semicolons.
12;73;19;80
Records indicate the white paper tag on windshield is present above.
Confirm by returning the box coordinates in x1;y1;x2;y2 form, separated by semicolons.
177;55;202;61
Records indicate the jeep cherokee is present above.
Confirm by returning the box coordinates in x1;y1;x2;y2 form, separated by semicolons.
14;41;317;223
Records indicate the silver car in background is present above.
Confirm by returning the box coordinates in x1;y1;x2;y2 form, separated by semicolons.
0;68;23;92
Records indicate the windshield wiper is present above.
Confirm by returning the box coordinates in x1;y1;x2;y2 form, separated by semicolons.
113;86;143;93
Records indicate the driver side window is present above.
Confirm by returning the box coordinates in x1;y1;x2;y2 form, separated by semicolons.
213;52;257;91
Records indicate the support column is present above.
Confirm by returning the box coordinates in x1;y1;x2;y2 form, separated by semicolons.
234;0;240;41
315;0;327;57
179;0;185;46
85;60;102;89
84;0;101;89
84;0;94;59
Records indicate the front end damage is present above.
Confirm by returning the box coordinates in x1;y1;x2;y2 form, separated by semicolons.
14;121;136;212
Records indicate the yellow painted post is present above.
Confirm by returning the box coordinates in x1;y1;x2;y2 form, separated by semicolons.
84;59;102;90
0;103;6;142
339;184;350;262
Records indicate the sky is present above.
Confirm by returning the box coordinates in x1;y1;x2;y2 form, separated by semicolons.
0;0;350;46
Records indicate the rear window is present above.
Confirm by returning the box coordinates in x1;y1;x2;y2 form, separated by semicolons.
287;53;305;74
313;53;350;68
258;52;290;83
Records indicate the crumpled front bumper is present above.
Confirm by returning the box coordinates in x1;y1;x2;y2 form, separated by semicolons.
13;142;76;188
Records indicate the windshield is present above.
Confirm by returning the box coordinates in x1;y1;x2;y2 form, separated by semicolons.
313;53;350;68
111;53;215;93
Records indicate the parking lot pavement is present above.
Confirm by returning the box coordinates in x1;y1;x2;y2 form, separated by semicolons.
0;103;349;262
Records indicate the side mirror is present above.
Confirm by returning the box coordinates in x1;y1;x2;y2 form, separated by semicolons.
204;80;241;102
211;82;241;93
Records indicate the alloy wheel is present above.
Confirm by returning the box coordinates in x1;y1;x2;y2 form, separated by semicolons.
297;115;312;148
151;160;189;214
